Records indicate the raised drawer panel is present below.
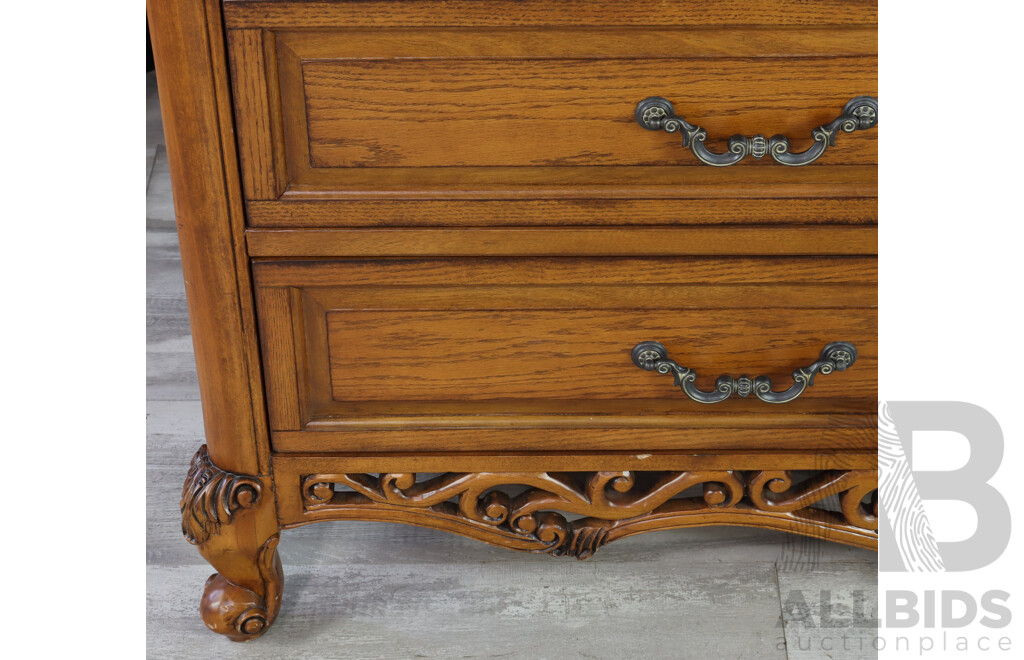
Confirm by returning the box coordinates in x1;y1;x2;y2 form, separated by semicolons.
253;257;876;453
301;53;877;169
327;308;876;402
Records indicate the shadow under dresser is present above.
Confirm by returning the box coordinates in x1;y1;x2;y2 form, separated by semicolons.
149;0;878;640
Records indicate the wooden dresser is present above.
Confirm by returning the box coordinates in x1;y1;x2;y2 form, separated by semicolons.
149;0;878;641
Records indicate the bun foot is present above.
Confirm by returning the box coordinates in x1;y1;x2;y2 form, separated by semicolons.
201;548;283;642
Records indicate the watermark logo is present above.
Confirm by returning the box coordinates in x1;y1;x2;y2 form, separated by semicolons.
879;401;1011;572
773;401;1015;655
777;588;1012;655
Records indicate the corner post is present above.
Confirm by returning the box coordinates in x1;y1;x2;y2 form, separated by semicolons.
148;0;280;639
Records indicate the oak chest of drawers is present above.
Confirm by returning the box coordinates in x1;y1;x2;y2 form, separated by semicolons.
150;0;878;640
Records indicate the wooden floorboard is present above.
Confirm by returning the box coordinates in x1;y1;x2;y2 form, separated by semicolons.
149;561;790;659
146;147;175;229
777;563;879;659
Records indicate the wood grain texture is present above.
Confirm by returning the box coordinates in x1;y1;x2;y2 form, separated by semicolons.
271;425;876;454
246;197;879;228
253;258;875;443
291;470;877;557
305;282;877;313
301;56;876;168
224;18;877;206
301;403;878;429
276;27;878;59
325;308;876;402
293;288;332;432
223;0;878;29
148;0;269;475
154;0;879;642
273;33;309;192
151;0;284;642
226;29;286;199
283;164;878;200
273;452;878;476
246;227;878;257
254;288;301;429
252;256;877;288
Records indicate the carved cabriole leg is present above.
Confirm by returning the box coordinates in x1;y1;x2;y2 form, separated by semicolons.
181;446;283;641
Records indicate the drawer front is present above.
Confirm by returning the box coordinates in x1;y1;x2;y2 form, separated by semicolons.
224;0;877;226
253;257;877;453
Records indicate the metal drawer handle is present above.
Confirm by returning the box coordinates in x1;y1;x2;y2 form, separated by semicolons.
634;96;878;167
630;341;857;404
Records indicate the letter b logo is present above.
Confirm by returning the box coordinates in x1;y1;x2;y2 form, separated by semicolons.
879;402;1010;572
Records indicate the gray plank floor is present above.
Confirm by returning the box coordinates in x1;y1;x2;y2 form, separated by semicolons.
146;72;877;659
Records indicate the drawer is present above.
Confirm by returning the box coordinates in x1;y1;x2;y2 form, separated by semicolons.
253;257;877;453
224;0;878;226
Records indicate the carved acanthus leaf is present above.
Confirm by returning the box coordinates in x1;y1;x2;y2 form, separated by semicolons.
181;446;262;545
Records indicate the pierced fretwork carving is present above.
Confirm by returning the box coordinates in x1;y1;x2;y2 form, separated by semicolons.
301;470;877;559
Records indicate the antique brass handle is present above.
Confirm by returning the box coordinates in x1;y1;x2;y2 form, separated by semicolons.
630;341;857;404
634;96;877;166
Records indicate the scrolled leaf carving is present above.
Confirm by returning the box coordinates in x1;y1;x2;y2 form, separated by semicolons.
300;469;876;558
181;446;262;545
